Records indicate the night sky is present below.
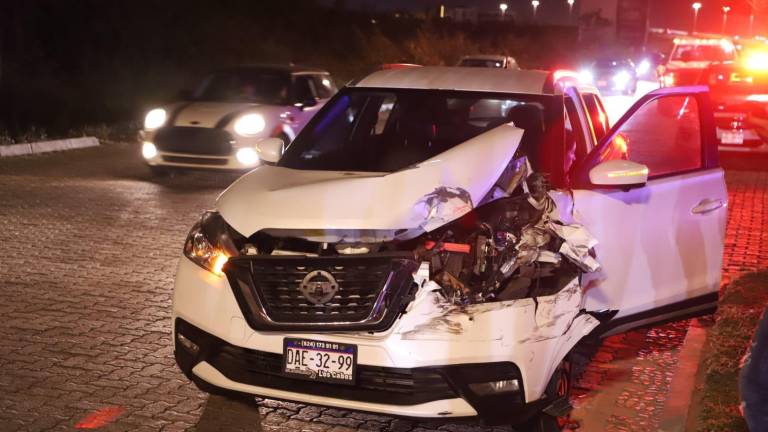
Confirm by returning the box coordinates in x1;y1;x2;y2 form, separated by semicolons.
322;0;765;34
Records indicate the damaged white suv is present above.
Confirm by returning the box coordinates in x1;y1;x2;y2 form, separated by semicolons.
172;67;727;431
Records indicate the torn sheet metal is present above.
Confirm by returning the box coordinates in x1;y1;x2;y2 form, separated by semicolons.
416;186;474;232
549;221;601;272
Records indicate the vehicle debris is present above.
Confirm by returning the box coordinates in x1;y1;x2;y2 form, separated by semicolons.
414;158;600;306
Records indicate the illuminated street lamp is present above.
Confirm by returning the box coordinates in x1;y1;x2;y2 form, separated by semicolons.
532;0;540;21
722;6;730;34
500;2;508;19
567;0;575;22
691;2;702;34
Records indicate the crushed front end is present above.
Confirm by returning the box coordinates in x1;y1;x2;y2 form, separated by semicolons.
172;159;602;426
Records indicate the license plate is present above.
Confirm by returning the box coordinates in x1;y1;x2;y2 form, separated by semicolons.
283;338;357;385
721;130;744;145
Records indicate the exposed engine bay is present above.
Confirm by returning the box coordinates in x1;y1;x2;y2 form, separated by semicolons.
224;157;600;307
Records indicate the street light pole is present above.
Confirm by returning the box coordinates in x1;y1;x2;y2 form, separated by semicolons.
532;0;540;22
567;0;575;23
722;6;730;34
499;2;508;19
692;2;702;34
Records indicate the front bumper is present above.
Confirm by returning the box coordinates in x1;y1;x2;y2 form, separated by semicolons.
174;317;560;425
172;256;599;424
139;126;264;170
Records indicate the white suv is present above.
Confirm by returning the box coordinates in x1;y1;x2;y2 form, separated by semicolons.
139;65;336;174
171;67;726;431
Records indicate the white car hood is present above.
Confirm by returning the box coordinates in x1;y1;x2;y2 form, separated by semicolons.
173;102;259;128
216;124;524;237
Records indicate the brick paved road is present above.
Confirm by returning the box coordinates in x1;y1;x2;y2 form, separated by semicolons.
1;143;766;431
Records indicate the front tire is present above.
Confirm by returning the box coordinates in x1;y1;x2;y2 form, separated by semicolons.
517;360;572;432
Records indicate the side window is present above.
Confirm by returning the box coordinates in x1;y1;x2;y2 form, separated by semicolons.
312;74;336;99
294;76;317;102
583;93;609;142
609;95;702;177
564;95;589;162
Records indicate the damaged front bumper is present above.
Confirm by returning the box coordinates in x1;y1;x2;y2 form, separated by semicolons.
173;256;599;425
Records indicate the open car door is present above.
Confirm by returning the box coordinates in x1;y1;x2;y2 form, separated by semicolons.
570;86;727;335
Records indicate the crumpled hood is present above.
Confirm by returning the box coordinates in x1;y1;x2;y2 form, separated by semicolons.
173;102;258;128
216;124;524;237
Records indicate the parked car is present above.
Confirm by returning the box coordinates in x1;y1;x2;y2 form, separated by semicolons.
579;58;638;96
171;67;726;431
139;64;336;175
698;55;768;152
458;55;519;69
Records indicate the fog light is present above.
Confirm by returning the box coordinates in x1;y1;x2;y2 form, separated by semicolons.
176;332;199;355
142;141;157;159
468;379;520;396
236;148;259;166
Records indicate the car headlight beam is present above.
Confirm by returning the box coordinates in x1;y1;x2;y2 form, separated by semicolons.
236;148;259;166
144;108;167;130
233;114;266;137
142;141;158;159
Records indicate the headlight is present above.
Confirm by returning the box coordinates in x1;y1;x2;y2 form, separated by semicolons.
183;212;240;276
142;142;157;159
233;114;266;136
636;59;651;74
578;69;594;84
144;108;167;130
613;70;631;88
235;148;259;166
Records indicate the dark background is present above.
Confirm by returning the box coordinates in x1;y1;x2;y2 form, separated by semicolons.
3;0;763;141
0;0;586;140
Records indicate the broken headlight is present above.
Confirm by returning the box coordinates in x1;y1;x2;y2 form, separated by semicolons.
183;211;240;276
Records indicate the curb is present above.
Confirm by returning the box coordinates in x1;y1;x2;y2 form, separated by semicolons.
0;137;100;157
659;318;710;432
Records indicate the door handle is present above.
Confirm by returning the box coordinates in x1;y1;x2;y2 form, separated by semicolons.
692;198;724;215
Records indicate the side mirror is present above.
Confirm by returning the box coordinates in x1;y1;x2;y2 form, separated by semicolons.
589;159;648;188
255;137;285;164
296;97;318;111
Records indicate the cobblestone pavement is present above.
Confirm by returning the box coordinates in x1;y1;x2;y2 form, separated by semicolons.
1;143;766;432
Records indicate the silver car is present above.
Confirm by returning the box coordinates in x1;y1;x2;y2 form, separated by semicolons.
140;64;336;174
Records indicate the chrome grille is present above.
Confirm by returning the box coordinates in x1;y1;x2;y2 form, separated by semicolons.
252;259;391;323
224;253;417;331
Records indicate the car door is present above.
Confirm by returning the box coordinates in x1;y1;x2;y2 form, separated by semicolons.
570;86;727;334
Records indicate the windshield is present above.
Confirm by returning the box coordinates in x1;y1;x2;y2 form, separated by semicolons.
671;44;734;62
194;70;291;104
594;59;632;69
279;88;551;172
459;58;505;68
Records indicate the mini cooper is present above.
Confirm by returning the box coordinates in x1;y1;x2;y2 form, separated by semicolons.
172;67;726;431
140;64;336;174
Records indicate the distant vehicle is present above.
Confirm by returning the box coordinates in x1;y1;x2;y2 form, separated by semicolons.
380;63;422;70
658;37;737;87
458;55;519;69
634;51;666;80
172;66;726;432
139;65;337;175
578;58;639;96
699;53;768;152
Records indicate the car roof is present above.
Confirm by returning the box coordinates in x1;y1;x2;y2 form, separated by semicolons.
461;54;511;61
217;64;330;75
353;66;553;95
